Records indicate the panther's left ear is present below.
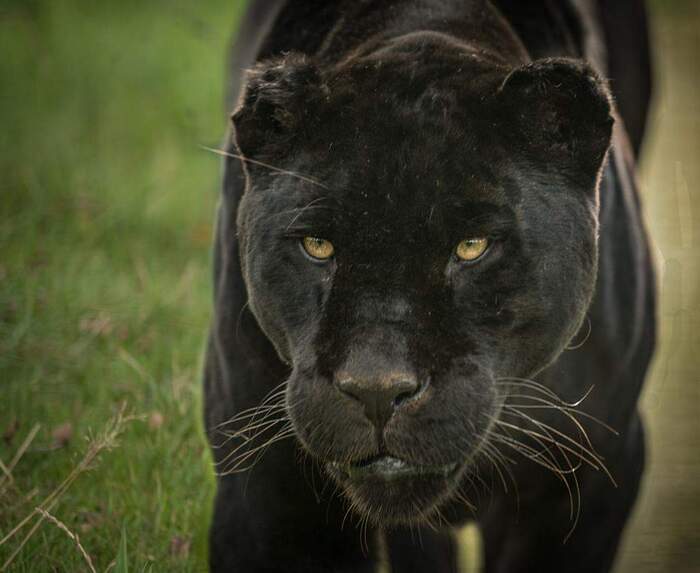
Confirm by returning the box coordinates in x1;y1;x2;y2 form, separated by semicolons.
496;58;614;179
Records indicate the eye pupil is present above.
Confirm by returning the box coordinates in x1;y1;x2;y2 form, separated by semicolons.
302;236;334;260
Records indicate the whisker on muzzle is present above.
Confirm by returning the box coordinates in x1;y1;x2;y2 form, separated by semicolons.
476;377;619;542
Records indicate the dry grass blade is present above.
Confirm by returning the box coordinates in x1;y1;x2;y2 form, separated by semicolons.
35;508;97;573
0;424;40;493
0;405;135;571
0;458;13;484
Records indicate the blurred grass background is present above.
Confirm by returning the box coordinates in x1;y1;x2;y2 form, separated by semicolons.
0;1;245;570
0;1;697;571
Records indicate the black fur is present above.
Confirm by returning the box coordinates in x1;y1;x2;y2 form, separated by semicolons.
204;1;655;571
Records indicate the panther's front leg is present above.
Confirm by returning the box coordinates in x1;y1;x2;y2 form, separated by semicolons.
209;451;381;573
385;527;460;573
479;417;645;573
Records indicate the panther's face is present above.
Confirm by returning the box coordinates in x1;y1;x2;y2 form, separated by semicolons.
232;44;612;525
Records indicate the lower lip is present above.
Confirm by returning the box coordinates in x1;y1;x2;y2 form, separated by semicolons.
331;456;459;481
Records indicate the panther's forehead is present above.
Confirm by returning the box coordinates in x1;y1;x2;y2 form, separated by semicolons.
275;139;516;249
267;56;518;240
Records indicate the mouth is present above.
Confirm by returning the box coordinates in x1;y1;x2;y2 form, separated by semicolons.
330;455;459;481
326;454;463;525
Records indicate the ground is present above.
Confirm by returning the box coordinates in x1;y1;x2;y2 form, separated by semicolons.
0;1;243;570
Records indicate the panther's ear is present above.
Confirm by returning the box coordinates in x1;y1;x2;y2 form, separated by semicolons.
232;54;324;162
496;58;614;179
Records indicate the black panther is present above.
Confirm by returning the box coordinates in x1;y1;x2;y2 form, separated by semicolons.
203;1;655;571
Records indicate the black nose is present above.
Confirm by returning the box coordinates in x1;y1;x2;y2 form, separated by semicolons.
337;373;421;428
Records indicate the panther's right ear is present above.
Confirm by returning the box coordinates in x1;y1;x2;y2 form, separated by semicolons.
232;54;325;162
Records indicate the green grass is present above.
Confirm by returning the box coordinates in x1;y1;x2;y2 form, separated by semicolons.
0;1;246;570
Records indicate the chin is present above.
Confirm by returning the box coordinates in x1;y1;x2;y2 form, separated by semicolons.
326;455;465;525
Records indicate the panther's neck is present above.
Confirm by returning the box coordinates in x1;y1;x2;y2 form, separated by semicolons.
259;0;529;67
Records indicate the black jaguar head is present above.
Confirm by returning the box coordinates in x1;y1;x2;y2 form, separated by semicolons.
231;39;612;525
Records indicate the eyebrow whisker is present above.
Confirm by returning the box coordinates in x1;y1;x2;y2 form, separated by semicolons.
285;197;330;232
200;145;330;190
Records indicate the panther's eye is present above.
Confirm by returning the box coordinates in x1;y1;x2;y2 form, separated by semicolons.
301;236;335;260
455;237;489;262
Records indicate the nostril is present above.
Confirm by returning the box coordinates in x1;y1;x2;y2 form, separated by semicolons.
389;377;420;407
393;387;417;407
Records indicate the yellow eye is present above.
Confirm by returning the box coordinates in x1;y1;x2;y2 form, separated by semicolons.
302;236;334;260
456;237;489;262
